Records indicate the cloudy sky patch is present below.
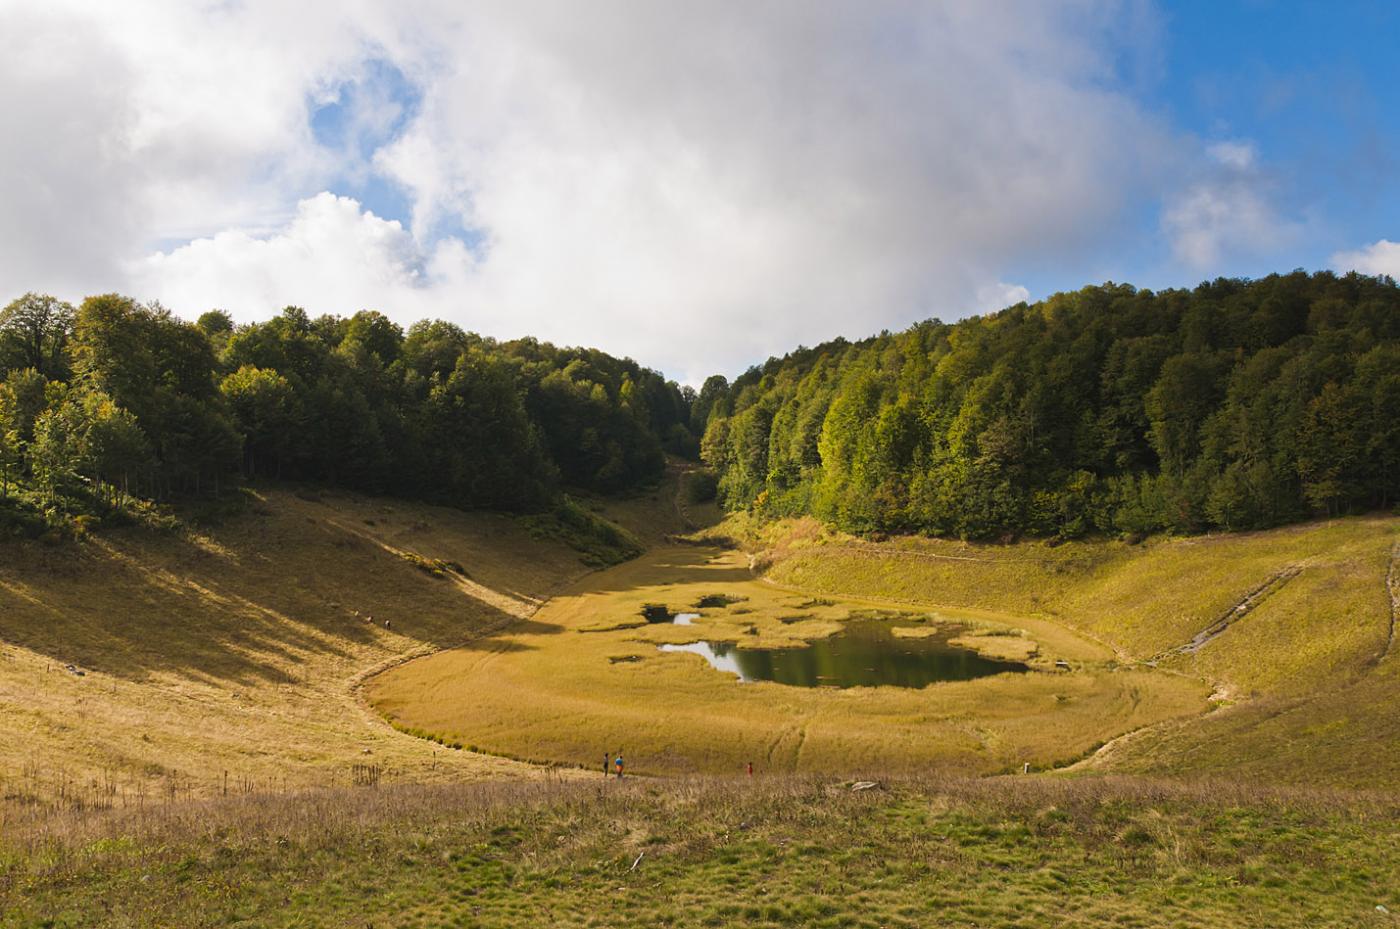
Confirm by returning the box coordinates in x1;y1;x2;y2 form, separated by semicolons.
2;1;1397;383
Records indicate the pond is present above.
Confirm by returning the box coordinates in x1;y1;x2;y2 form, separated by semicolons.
659;619;1027;688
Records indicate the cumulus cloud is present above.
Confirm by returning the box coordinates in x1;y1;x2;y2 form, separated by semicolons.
1331;239;1400;278
3;0;1228;381
130;193;470;318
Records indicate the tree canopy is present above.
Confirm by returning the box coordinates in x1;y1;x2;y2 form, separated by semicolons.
3;270;1395;542
699;271;1400;539
0;297;694;533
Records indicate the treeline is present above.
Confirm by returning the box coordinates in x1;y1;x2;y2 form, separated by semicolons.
0;294;695;528
699;271;1400;539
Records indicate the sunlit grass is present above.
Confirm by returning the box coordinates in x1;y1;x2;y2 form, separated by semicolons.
4;774;1395;929
0;486;609;804
369;545;1208;777
744;513;1400;787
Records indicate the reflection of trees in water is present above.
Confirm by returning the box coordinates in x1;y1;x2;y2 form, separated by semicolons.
702;621;1026;688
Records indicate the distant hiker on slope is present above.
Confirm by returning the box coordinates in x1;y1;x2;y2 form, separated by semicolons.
615;752;625;778
604;753;611;777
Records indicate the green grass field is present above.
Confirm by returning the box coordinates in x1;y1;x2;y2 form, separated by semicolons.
752;515;1399;787
0;485;628;805
4;775;1397;929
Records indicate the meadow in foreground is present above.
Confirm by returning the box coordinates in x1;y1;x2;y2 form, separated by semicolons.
4;775;1396;929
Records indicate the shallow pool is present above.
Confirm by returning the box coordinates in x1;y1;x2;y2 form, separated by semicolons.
659;619;1027;688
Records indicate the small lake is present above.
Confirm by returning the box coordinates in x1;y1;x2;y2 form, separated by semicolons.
659;619;1027;688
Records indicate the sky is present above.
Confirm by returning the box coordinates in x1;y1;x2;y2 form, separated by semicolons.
1;2;1397;385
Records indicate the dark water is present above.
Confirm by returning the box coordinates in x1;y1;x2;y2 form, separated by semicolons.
659;620;1027;688
641;605;699;625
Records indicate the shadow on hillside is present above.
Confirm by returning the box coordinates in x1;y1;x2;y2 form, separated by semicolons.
0;509;565;688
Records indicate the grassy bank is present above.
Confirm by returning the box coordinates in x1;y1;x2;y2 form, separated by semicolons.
4;775;1396;928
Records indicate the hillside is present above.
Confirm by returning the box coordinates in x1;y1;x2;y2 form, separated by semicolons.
697;271;1400;540
0;481;676;805
2;474;1397;928
747;514;1400;787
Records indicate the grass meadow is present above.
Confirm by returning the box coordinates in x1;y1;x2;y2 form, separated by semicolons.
754;515;1400;787
0;485;622;806
2;469;1395;927
3;774;1396;928
368;545;1209;777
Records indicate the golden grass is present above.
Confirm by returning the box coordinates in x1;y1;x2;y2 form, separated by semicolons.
727;513;1400;787
369;544;1209;777
0;486;610;805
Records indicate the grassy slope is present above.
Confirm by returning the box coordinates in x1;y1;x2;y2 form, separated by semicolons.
4;776;1397;929
756;515;1400;787
0;485;624;804
2;478;1397;926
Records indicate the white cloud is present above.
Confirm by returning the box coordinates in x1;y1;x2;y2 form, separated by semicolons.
1331;239;1400;278
5;1;1194;381
975;282;1033;314
1162;138;1298;270
1206;141;1257;171
130;193;470;319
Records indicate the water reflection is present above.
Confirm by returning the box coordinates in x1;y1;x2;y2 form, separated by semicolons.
659;620;1026;688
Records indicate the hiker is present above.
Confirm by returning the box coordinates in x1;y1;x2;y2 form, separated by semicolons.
383;618;391;630
604;753;611;777
614;752;624;779
747;761;753;777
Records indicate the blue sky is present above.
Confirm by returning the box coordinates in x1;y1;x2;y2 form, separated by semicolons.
4;2;1398;383
1017;1;1400;301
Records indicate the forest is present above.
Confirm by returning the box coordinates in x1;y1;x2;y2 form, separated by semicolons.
0;294;694;535
698;271;1399;539
2;270;1396;542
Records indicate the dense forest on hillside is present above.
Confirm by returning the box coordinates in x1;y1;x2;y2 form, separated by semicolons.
698;272;1399;539
3;271;1396;542
0;294;693;535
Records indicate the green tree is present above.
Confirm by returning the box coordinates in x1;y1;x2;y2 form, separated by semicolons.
0;368;53;443
27;398;83;503
75;391;152;503
0;426;19;496
0;293;74;380
220;365;300;477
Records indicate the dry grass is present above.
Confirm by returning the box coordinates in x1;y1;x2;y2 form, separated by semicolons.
4;773;1397;928
738;513;1400;787
0;485;610;806
369;545;1209;777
